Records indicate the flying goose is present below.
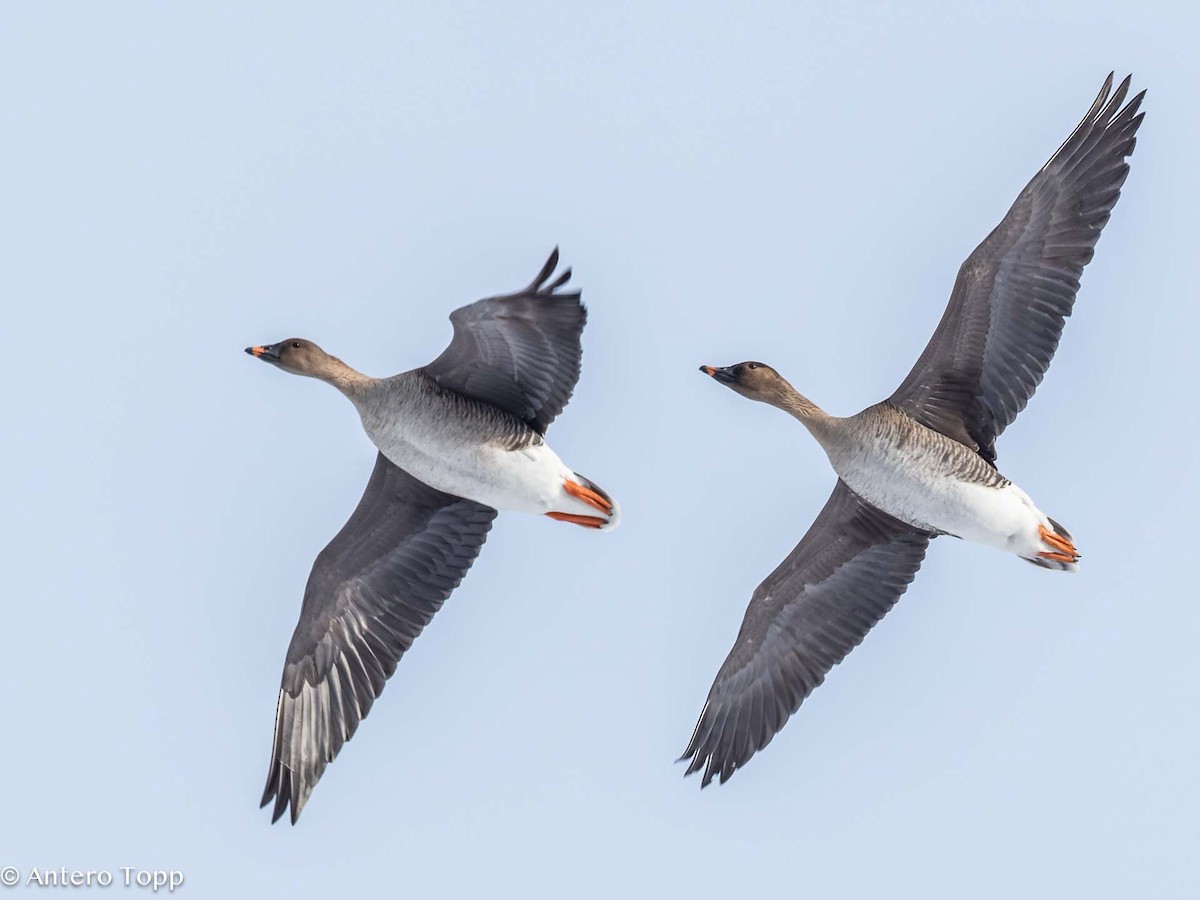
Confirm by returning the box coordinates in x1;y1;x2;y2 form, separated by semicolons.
682;74;1145;786
246;250;617;823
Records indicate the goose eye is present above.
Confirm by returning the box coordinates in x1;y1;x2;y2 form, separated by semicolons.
747;363;759;370
291;341;301;349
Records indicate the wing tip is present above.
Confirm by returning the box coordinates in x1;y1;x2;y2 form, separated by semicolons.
551;266;573;290
263;774;311;825
260;756;307;825
527;246;576;295
678;698;744;789
1042;71;1144;174
679;749;728;789
678;747;718;787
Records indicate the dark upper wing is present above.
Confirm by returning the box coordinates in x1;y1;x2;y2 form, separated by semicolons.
422;248;586;434
680;481;931;787
261;453;497;824
889;74;1145;463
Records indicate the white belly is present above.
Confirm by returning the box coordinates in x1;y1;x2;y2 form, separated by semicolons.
370;429;573;515
838;461;1052;558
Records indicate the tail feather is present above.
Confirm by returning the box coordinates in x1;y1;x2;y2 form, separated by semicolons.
1048;517;1073;542
1022;555;1077;572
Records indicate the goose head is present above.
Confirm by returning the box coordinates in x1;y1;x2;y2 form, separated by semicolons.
245;338;340;380
699;361;792;404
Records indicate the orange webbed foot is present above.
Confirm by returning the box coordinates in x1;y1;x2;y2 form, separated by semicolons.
563;479;613;515
1038;524;1080;561
1037;550;1078;563
546;511;607;529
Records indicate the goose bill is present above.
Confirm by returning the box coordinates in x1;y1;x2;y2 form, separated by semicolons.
700;365;737;385
246;344;281;361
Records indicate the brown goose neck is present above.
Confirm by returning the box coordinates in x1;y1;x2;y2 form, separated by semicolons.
771;385;833;438
321;356;373;399
780;391;824;419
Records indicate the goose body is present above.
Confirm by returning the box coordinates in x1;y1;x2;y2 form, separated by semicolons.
825;403;1067;567
353;370;615;522
684;74;1144;787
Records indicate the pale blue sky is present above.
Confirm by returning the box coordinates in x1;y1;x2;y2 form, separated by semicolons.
1;2;1196;897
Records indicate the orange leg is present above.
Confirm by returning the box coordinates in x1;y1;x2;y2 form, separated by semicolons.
546;511;607;529
563;479;613;515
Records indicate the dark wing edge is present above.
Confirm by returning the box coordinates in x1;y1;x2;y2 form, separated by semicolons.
889;73;1145;462
422;248;587;434
260;453;497;824
679;481;932;787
